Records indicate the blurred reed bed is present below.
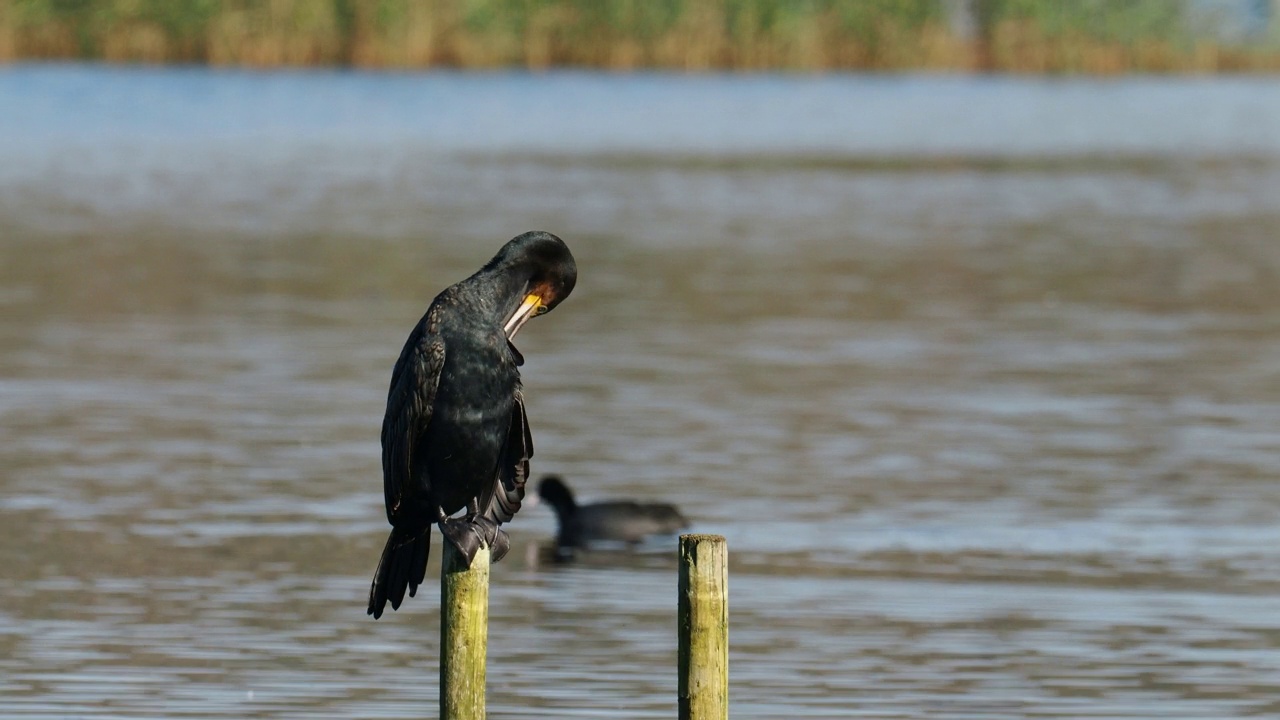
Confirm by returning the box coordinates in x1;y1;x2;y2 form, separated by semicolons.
0;0;1278;72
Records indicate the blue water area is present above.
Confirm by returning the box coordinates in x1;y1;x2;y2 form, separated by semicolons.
2;64;1280;156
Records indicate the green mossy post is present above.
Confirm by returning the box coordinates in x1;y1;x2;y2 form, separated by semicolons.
440;542;490;720
678;534;728;720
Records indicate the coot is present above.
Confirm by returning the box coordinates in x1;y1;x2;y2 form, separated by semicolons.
536;475;690;555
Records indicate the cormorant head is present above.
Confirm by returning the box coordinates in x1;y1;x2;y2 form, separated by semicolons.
493;231;577;340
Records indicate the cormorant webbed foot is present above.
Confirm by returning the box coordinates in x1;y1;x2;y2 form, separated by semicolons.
475;517;510;563
437;516;511;567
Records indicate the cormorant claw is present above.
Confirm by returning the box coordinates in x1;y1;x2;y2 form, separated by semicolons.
438;517;511;567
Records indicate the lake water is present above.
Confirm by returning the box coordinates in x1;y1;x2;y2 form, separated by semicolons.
2;66;1280;718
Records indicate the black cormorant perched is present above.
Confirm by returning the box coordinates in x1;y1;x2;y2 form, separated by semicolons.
536;475;690;557
368;231;577;618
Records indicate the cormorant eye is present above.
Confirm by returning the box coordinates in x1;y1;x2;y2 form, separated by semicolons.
536;305;550;316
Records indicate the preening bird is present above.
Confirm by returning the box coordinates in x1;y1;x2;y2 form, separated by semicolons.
368;231;577;618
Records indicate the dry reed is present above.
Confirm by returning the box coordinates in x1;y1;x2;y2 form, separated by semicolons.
0;0;1277;72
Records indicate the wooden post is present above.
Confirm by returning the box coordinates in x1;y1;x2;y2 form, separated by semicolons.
678;534;728;720
440;542;490;720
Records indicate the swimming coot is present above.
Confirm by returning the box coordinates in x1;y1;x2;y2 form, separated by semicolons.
536;475;690;554
368;231;577;619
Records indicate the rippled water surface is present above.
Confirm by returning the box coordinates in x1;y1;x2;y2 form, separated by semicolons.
3;66;1280;718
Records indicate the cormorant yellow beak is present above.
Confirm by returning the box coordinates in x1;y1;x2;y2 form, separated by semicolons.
503;293;545;340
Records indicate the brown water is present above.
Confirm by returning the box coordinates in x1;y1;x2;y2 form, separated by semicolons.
2;67;1280;718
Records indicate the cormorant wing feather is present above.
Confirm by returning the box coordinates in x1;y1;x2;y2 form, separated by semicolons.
381;323;444;522
483;389;533;524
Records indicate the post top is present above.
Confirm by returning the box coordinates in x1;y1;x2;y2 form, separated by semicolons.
679;533;727;544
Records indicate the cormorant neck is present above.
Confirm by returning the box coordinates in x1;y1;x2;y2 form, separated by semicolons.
461;263;531;327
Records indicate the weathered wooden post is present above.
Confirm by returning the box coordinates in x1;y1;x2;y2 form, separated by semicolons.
678;533;728;720
440;542;490;720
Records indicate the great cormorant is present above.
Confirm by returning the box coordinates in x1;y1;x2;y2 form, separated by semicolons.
368;231;576;618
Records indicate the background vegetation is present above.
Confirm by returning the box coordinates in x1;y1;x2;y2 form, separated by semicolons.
0;0;1278;72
